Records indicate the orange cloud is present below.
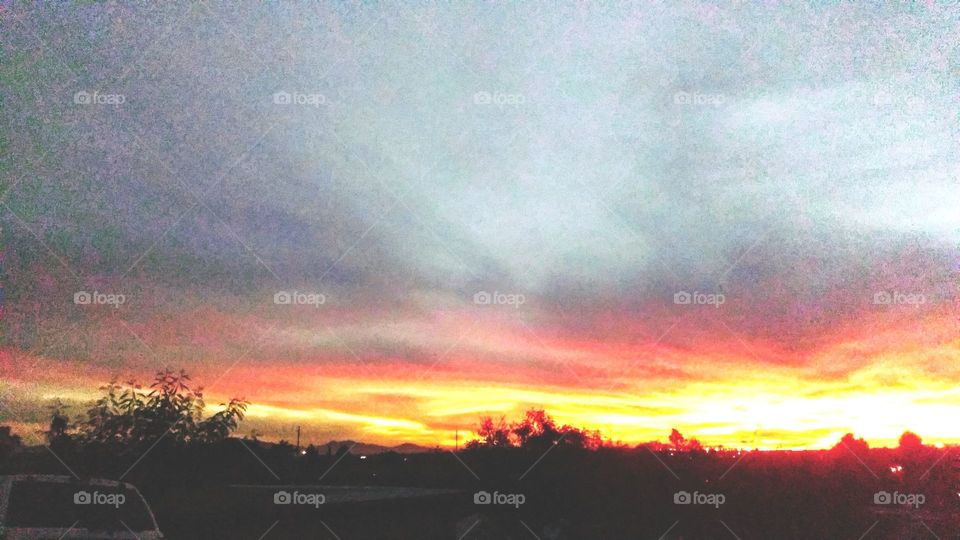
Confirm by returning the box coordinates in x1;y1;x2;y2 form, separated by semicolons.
2;295;957;449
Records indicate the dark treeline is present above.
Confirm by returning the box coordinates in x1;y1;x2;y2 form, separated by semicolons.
467;409;605;451
2;369;959;539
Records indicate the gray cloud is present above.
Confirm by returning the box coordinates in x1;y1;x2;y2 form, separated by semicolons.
2;2;957;350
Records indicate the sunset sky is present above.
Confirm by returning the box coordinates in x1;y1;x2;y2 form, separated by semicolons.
1;2;958;449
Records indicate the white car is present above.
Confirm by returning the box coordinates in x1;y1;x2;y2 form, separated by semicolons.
0;475;164;539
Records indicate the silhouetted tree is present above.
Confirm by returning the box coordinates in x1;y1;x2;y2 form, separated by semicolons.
898;431;922;451
667;428;702;452
60;368;247;449
512;409;561;450
897;430;926;478
470;409;603;450
831;433;869;456
669;429;685;450
556;425;603;450
195;398;248;444
476;416;511;447
44;400;71;447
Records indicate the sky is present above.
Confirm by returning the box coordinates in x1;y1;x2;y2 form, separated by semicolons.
1;1;959;449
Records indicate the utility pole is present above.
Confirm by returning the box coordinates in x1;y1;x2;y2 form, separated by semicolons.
455;429;459;452
296;425;301;453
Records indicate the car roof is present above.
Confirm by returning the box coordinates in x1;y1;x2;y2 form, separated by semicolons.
0;475;162;534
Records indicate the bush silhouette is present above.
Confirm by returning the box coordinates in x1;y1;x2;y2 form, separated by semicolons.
469;409;602;450
54;368;247;450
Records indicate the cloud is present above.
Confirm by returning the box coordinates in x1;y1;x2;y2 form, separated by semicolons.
1;2;958;447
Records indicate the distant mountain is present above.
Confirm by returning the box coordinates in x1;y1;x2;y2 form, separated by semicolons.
319;440;434;455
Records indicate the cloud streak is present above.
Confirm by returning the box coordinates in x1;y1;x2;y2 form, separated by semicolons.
1;2;958;448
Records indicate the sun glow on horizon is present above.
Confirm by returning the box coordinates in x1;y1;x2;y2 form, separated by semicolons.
2;302;957;450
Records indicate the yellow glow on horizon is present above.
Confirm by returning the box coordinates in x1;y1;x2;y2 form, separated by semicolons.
231;366;960;449
3;308;958;450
